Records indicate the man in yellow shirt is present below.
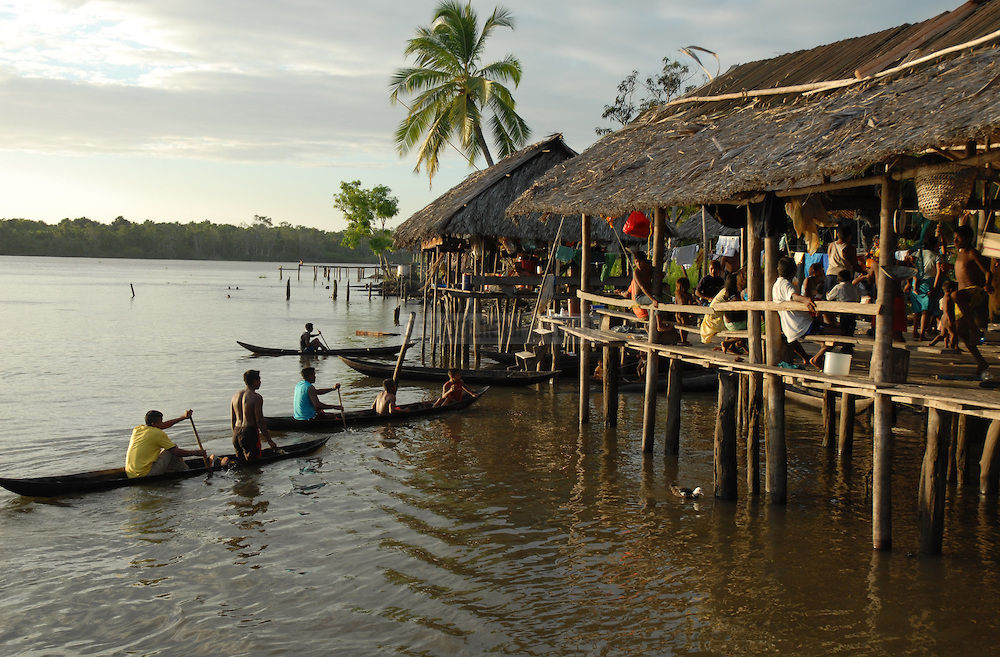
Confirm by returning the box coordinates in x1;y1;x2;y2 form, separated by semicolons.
125;409;209;478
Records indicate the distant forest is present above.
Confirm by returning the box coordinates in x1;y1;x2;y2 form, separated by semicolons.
0;216;407;263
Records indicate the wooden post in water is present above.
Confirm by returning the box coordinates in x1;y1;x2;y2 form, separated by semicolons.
603;345;620;427
919;408;951;554
578;214;592;426
979;419;1000;495
279;266;283;280
286;279;290;300
421;251;429;365
641;207;665;452
746;204;763;495
838;393;855;456
663;358;682;455
764;231;786;504
872;174;899;551
715;370;738;500
392;312;417;385
332;279;338;299
822;391;836;448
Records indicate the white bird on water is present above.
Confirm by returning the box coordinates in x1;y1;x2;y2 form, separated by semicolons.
670;485;703;499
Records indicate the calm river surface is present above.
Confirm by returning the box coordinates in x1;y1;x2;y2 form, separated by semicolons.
1;255;999;656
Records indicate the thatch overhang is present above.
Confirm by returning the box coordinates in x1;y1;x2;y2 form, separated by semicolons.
393;134;662;252
508;0;1000;220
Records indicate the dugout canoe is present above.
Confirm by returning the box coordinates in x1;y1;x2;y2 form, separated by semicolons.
339;356;557;386
0;437;329;498
237;340;411;357
268;387;488;431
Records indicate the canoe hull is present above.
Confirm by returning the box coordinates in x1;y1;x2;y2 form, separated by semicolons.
0;437;329;498
238;341;411;357
339;356;556;386
268;387;488;431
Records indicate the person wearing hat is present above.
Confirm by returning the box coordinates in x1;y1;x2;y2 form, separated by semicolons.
300;323;326;353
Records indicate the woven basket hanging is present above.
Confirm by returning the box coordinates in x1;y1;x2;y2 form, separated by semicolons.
915;164;977;220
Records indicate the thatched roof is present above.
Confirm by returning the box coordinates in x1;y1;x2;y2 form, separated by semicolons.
671;208;741;242
393;134;663;250
509;0;1000;219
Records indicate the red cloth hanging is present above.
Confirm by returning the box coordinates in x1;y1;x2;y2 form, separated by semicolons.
623;211;650;238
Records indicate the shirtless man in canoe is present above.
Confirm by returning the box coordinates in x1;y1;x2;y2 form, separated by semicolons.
231;369;279;462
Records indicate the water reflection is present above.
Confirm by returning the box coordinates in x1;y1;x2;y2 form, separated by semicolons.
222;470;268;565
121;487;177;544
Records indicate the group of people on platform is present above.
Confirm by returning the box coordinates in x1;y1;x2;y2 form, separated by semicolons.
124;326;473;480
619;221;994;377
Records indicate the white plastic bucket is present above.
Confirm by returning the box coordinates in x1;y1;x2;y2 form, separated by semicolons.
823;352;852;376
396;265;410;276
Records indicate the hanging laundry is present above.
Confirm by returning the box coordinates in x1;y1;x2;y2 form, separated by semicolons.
715;235;741;258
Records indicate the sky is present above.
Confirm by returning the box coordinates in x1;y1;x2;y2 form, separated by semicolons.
0;0;962;232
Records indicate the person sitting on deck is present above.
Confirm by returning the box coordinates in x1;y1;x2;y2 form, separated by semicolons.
772;256;842;369
694;259;725;304
293;367;342;420
125;409;211;478
433;368;469;407
372;378;405;415
300;323;326;353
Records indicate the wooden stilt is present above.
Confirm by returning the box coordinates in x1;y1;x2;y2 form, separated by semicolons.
954;414;970;485
746;205;763;496
664;358;682;455
822;391;836;448
579;213;592;426
838;393;855;456
764;232;786;504
641;207;666;453
604;345;620;427
919;408;951;554
979;419;1000;495
715;370;739;500
872;175;899;551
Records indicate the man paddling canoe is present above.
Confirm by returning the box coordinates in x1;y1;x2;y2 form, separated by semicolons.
125;409;211;478
300;323;327;354
293;367;343;420
231;369;279;462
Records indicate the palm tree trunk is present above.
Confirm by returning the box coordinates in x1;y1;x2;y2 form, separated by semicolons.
474;126;494;167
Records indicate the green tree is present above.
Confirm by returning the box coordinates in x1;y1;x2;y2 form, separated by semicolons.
596;57;699;136
333;181;399;273
389;0;531;182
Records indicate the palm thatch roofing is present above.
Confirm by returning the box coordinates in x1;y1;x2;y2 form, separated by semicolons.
671;208;741;242
508;0;1000;220
393;134;662;251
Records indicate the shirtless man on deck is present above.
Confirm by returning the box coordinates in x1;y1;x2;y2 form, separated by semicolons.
951;224;993;376
231;369;279;462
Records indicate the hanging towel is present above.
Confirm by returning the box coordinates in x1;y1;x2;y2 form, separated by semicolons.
555;245;578;263
715;235;740;258
673;244;699;268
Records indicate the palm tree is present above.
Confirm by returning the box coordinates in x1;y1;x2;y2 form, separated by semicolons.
390;1;531;182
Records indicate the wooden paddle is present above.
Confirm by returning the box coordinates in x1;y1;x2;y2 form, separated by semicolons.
336;387;349;432
319;331;332;352
188;416;212;470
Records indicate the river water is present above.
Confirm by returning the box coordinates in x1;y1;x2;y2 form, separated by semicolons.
1;255;998;656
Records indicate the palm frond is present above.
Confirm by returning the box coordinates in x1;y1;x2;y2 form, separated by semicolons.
679;45;720;81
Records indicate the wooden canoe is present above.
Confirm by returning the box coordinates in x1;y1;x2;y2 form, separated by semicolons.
338;356;558;386
268;387;488;431
237;340;411;357
0;437;329;498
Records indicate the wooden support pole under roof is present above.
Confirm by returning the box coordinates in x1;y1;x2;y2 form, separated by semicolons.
642;208;666;452
745;204;763;494
764;228;786;505
579;214;592;426
873;174;899;551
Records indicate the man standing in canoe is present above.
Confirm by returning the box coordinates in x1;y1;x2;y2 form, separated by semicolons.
300;323;326;354
293;367;343;420
125;409;209;478
232;369;279;462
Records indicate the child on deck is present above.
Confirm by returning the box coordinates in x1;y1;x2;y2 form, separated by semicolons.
434;368;469;407
929;280;958;349
772;257;841;369
825;269;862;336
